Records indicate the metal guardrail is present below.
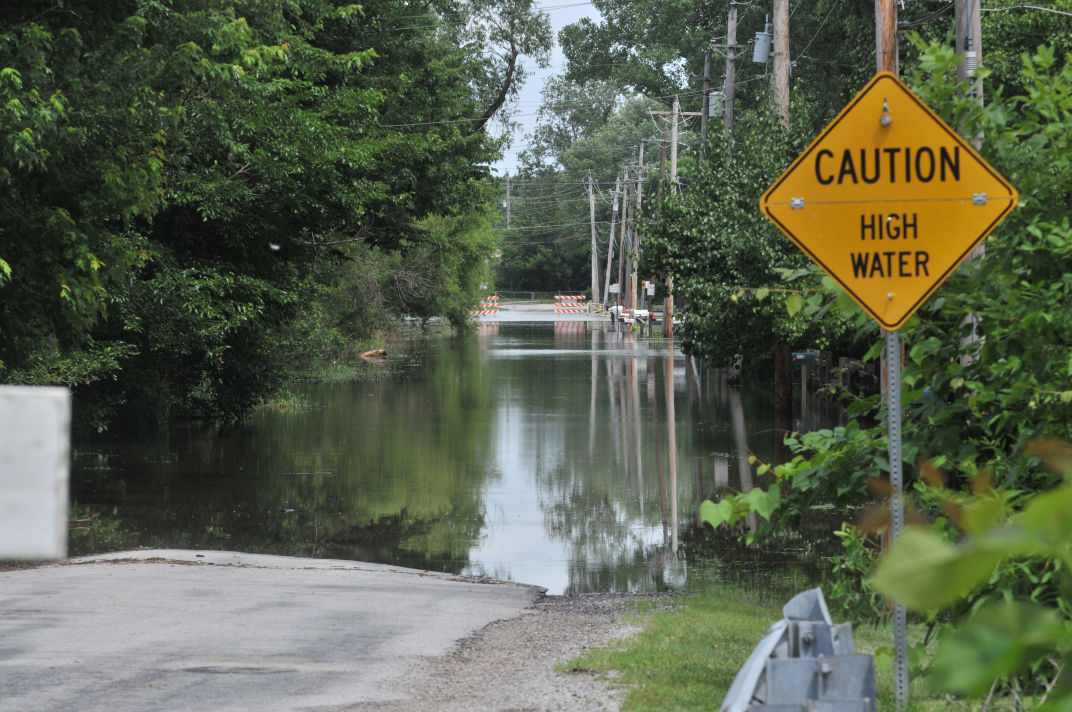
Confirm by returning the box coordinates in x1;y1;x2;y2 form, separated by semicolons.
720;588;875;712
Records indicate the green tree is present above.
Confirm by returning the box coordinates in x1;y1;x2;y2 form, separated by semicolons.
0;0;547;429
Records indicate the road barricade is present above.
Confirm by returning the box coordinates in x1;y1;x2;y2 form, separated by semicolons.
469;295;500;318
554;295;587;315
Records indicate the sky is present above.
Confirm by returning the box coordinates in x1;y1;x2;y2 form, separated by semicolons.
490;1;602;177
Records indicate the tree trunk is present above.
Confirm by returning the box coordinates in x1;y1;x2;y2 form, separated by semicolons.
471;44;518;134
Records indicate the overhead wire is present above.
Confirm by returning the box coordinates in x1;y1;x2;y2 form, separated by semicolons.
981;3;1072;18
793;0;842;64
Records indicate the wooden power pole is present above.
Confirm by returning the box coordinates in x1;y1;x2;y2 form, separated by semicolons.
635;142;644;212
771;0;792;431
701;47;711;151
670;97;679;192
504;172;511;230
631;144;644;315
725;4;737;142
588;171;600;307
603;176;620;309
773;0;790;127
876;0;899;74
618;166;631;305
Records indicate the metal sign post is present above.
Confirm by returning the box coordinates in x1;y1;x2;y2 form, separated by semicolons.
885;329;909;706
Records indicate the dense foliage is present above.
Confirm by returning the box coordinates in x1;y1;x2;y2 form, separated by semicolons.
700;35;1072;707
0;0;550;430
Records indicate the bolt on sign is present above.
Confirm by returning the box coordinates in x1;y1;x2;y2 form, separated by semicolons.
760;71;1017;330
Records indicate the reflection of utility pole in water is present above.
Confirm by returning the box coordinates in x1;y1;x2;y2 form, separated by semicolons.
631;355;644;518
589;329;599;461
729;389;758;533
665;349;679;553
618;357;631;487
714;456;729;489
685;356;705;522
715;374;730;488
607;353;623;472
650;354;668;544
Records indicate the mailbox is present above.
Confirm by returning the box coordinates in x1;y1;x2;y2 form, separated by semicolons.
792;351;817;365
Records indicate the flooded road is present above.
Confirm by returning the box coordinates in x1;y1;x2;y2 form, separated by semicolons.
71;315;837;594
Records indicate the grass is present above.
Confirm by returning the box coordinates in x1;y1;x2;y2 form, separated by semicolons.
564;586;778;711
564;585;985;712
256;387;316;412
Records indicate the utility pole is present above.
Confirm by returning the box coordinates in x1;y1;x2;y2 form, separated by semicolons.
648;105;699;190
603;176;621;310
626;143;643;313
957;0;986;339
773;0;789;126
618;166;631;307
588;171;600;307
670;96;679;192
632;145;644;315
664;276;674;338
956;0;983;108
725;4;738;149
876;0;898;74
701;46;712;153
624;158;638;315
771;0;793;457
658;125;668;190
635;142;644;212
504;172;511;229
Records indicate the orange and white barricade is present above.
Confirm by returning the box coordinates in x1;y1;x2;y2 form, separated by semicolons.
469;295;500;318
554;295;587;315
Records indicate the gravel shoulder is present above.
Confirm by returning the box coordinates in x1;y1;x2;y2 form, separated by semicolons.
342;593;675;712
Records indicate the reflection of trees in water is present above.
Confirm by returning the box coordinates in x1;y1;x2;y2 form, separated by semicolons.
537;462;689;594
528;339;828;594
301;506;485;574
531;341;701;593
70;337;497;569
539;462;654;594
563;542;687;595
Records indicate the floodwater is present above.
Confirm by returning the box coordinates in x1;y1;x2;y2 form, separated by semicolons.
70;318;839;595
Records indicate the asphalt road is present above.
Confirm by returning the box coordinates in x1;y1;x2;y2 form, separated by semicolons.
0;550;543;712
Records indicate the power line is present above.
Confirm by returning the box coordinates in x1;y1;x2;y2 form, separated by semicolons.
500;235;590;245
793;0;842;64
494;219;603;231
981;3;1072;18
381;116;493;128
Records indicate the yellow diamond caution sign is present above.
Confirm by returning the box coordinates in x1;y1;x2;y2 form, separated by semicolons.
760;71;1017;330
